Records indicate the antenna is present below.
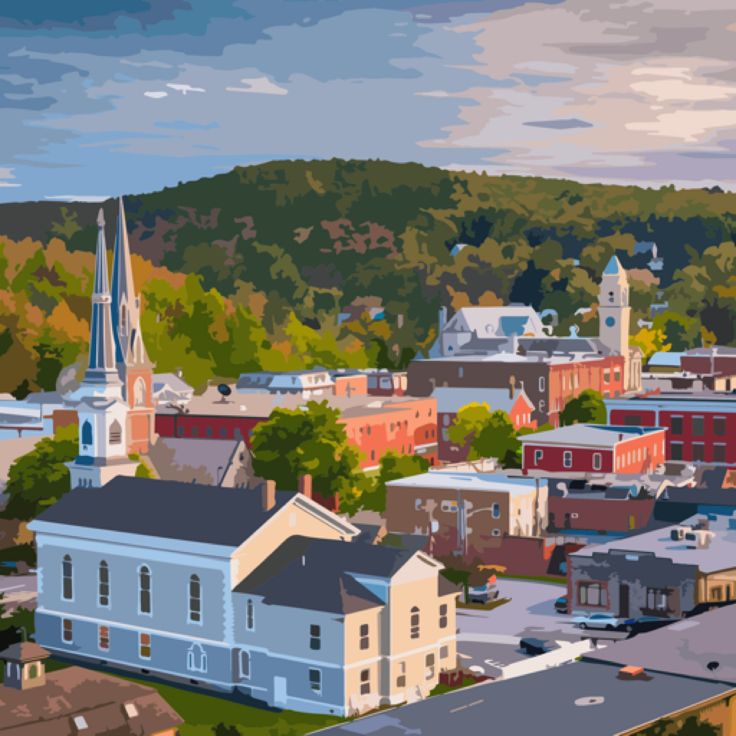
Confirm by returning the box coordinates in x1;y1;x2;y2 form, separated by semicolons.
217;384;232;403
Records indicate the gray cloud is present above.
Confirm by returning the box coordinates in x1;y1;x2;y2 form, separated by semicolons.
524;118;593;129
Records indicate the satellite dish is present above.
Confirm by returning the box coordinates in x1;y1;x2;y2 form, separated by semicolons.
217;384;232;402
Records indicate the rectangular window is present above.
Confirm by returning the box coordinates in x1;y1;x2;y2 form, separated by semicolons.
98;625;110;651
360;669;370;695
603;370;610;383
139;632;151;660
670;416;683;435
714;417;727;436
239;650;250;680
309;668;322;693
563;451;573;469
693;443;705;462
538;377;546;392
491;502;501;519
439;603;448;629
646;588;669;612
359;623;369;650
714;444;727;463
440;645;449;660
534;449;543;465
246;599;255;631
62;618;73;643
396;661;406;688
692;416;704;437
623;414;642;426
425;653;435;679
592;453;602;471
310;624;321;651
578;583;606;607
670;442;683;461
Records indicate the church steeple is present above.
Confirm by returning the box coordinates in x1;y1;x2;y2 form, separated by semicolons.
85;209;120;385
111;196;140;366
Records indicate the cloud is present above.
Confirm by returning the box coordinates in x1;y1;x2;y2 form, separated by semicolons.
166;83;206;95
155;120;219;130
225;77;288;95
144;90;168;99
0;167;20;188
44;194;109;202
524;118;593;129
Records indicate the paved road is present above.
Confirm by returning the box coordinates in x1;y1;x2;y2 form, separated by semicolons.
0;574;37;611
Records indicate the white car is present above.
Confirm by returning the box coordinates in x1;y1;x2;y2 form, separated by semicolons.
572;612;628;631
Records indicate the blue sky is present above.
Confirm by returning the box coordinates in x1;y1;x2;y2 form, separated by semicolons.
2;0;736;202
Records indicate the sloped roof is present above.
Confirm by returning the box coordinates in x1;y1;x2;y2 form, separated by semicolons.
234;536;420;613
603;255;623;275
433;387;533;415
33;476;292;548
0;666;182;735
448;306;544;338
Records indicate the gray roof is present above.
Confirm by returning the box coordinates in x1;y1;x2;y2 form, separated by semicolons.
432;387;532;415
234;536;420;613
571;512;736;573
520;424;664;448
312;660;734;736
387;471;544;496
148;437;242;485
584;606;736;685
34;477;292;548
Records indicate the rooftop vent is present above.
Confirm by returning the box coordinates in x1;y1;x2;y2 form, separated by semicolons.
618;665;647;680
574;696;605;707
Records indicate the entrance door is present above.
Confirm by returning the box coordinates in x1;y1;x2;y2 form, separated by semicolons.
273;676;287;708
619;584;630;618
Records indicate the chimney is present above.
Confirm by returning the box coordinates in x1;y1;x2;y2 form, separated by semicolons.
511;332;519;355
509;374;517;400
298;474;313;500
261;479;276;511
618;665;646;680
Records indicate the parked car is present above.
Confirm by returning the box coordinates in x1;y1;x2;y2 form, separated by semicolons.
624;616;678;634
519;637;558;656
554;595;569;614
466;583;500;605
572;612;629;631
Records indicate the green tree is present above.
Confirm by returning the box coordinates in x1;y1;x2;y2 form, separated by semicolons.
251;401;363;500
1;424;78;520
212;725;242;736
360;452;429;513
448;404;521;467
559;390;607;426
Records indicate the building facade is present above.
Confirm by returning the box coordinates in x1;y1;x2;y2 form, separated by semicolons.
520;425;666;476
607;393;736;465
29;477;457;717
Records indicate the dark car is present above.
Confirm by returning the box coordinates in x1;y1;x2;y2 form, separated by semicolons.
519;637;558;656
624;616;678;634
554;595;569;614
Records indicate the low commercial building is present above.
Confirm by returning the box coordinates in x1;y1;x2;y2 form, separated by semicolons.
434;386;536;462
520;425;666;476
568;513;736;619
29;476;457;717
607;392;736;465
0;642;182;735
385;471;547;563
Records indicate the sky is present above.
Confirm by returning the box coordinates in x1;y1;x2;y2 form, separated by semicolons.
1;0;736;202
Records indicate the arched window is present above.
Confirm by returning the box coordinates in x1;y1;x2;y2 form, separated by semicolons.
121;304;128;335
109;420;122;445
189;574;201;623
134;377;146;407
410;606;420;639
187;643;207;673
139;566;152;614
98;561;110;607
28;664;39;679
62;555;73;600
81;421;93;447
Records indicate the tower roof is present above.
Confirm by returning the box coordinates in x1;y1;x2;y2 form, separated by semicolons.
603;255;624;276
85;209;120;384
0;642;50;664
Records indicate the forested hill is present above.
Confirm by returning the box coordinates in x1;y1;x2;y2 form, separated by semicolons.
0;159;734;396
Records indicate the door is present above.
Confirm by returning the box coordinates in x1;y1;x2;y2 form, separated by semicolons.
273;676;287;708
619;584;630;618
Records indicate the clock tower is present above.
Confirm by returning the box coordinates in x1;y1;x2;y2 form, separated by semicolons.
598;255;633;388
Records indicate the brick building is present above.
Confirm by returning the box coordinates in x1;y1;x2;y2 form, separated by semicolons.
408;352;626;427
434;386;536;462
155;388;437;470
607;393;736;465
520;425;667;476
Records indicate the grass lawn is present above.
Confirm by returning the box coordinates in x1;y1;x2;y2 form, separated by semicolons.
457;597;511;611
496;572;566;585
430;675;482;697
45;658;341;736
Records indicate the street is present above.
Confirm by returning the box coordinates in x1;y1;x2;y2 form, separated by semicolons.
0;574;37;612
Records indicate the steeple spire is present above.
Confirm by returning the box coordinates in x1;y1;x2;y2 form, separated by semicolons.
111;196;138;365
85;209;120;384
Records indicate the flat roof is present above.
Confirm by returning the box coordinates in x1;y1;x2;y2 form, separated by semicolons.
607;393;736;408
584;606;736;685
312;660;734;736
387;471;544;495
432;387;531;414
417;352;606;365
571;513;736;573
520;424;664;448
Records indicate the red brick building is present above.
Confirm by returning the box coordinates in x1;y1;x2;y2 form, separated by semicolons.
434;386;536;462
520;424;667;475
548;488;655;534
607;393;736;465
408;352;625;427
155;389;437;469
